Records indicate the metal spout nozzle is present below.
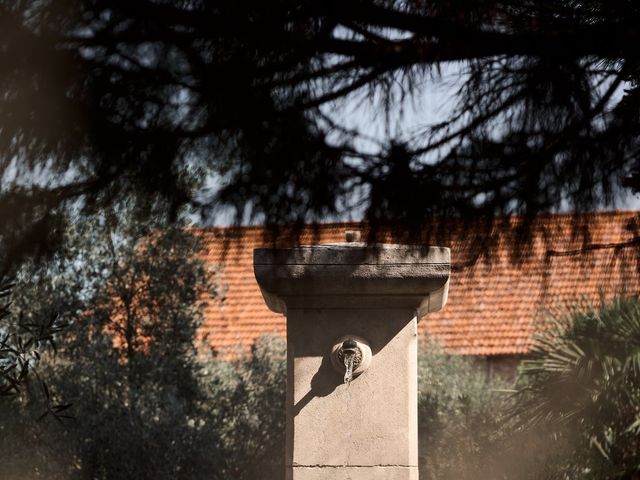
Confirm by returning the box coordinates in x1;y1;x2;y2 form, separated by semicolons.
341;339;358;355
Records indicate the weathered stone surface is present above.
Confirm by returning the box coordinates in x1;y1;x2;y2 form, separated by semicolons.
287;309;418;467
287;466;418;480
254;243;450;266
254;244;451;480
254;244;450;317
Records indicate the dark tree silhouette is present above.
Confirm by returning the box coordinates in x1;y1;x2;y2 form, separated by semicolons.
1;0;640;259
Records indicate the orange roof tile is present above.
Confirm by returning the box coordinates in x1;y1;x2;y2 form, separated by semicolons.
198;211;640;356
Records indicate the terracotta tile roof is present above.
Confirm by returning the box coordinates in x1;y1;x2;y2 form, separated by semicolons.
198;211;640;356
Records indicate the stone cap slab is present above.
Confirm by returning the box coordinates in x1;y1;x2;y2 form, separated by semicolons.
254;244;450;318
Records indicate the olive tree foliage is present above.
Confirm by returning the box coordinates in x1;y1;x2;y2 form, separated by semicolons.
0;276;67;399
0;208;288;479
0;213;223;479
0;228;80;403
201;338;287;480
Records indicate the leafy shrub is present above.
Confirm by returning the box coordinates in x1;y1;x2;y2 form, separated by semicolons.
0;335;286;480
417;344;515;480
514;297;640;480
200;337;286;480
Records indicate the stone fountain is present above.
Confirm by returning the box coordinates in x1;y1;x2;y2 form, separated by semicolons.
254;243;450;480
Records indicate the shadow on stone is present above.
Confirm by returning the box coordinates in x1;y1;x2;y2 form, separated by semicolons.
293;354;341;417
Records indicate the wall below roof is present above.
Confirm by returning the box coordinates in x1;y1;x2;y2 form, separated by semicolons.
473;355;524;382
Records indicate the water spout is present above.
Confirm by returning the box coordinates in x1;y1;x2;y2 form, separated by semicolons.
331;336;371;385
343;351;355;385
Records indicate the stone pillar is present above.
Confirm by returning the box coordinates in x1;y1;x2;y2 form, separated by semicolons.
254;244;450;480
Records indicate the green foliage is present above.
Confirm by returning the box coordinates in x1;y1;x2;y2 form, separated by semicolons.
417;345;516;480
0;217;215;479
515;298;640;480
0;335;287;480
0;213;287;480
0;274;68;399
9;225;640;480
200;337;286;480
